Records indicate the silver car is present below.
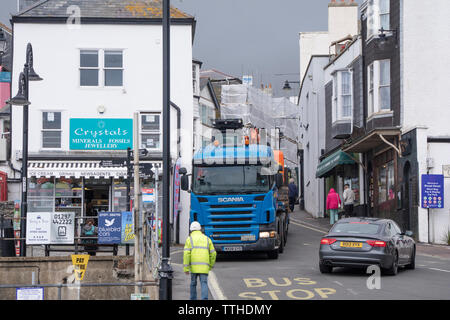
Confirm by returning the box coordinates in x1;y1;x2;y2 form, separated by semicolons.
319;218;415;275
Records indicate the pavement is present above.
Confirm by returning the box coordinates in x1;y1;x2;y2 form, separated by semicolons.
170;208;450;300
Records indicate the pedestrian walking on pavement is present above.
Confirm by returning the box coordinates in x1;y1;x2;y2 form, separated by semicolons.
326;188;341;225
343;184;355;217
183;221;217;300
288;178;299;212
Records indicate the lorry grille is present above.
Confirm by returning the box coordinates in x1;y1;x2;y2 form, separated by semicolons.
205;203;259;244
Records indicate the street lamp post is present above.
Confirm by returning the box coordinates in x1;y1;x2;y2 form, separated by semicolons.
159;0;173;300
7;43;42;257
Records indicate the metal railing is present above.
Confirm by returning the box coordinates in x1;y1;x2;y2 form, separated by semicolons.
0;281;158;300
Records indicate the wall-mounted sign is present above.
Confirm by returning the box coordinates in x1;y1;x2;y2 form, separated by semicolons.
70;118;133;150
421;174;444;209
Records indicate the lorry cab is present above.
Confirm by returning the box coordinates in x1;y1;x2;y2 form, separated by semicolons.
180;139;287;259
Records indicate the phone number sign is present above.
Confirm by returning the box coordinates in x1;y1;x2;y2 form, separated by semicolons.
421;174;444;209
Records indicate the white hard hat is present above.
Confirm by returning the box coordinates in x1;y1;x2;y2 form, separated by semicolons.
190;221;202;231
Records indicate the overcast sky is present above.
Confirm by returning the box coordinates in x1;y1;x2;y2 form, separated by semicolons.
1;0;362;96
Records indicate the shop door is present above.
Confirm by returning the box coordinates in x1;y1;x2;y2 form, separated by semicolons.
85;185;111;222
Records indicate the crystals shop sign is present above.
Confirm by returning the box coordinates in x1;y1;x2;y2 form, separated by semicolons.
70;118;133;150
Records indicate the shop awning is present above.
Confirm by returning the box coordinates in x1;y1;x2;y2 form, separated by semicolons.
28;160;162;179
342;128;401;153
316;150;356;178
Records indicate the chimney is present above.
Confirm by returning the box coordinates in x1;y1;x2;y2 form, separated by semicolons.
328;0;359;45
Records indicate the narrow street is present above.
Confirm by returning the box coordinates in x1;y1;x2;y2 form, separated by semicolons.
197;210;450;300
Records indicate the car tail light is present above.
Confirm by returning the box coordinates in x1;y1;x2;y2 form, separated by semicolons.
320;238;337;245
366;240;386;247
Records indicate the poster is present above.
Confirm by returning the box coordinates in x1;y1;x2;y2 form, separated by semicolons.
121;211;135;244
98;212;122;244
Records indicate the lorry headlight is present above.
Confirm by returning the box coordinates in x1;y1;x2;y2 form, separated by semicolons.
259;232;270;238
259;231;277;238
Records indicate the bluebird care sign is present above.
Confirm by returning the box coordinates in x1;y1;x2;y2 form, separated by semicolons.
421;174;444;209
98;212;122;244
70;118;133;150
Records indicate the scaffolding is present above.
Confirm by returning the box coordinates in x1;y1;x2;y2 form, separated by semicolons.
220;84;300;168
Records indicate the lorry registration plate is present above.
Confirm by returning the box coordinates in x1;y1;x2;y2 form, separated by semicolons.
241;234;256;241
223;246;243;252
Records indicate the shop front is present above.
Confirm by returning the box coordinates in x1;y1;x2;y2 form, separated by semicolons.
343;128;402;221
316;150;365;216
27;160;162;230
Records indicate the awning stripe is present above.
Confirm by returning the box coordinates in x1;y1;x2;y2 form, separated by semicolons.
27;160;163;178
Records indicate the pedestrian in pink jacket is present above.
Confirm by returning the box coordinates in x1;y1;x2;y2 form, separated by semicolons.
326;188;341;225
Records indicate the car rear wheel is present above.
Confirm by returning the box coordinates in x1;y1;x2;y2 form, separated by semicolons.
406;247;416;270
319;261;333;274
384;251;399;276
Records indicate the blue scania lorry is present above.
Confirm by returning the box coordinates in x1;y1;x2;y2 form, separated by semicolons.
180;119;289;259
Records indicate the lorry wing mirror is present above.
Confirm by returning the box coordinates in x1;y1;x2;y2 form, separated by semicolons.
276;173;283;189
181;175;189;191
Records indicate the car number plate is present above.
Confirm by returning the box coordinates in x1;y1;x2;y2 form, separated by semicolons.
223;246;243;252
241;234;256;241
340;242;363;248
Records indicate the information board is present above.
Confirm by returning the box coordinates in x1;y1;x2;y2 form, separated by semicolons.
421;174;444;209
16;288;44;300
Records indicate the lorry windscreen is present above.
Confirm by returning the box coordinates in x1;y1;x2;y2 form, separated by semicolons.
192;165;271;194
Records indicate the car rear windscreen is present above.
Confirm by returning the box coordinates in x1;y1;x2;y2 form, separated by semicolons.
330;222;381;235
